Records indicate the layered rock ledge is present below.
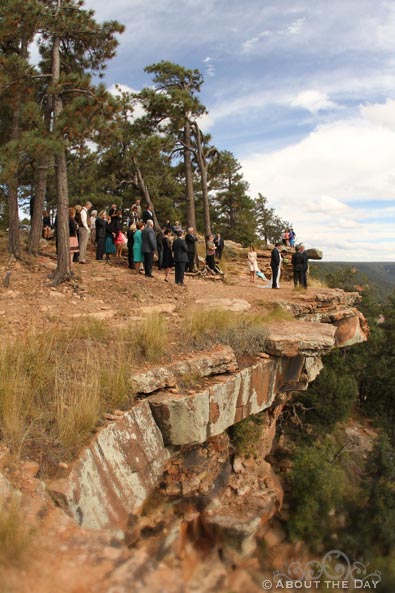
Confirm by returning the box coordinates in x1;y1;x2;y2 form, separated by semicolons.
48;290;367;535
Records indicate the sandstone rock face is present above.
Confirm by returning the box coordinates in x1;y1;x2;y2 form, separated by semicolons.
195;298;251;312
148;358;281;446
48;401;169;530
131;345;237;394
334;309;369;347
264;322;336;357
305;248;323;260
43;288;368;568
277;290;368;348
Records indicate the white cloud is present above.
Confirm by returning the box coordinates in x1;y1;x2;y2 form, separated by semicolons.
305;196;351;214
202;56;216;78
286;17;306;35
360;98;395;131
241;109;395;261
242;31;272;53
290;90;338;113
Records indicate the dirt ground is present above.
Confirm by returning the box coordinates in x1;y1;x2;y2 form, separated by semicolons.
0;236;307;335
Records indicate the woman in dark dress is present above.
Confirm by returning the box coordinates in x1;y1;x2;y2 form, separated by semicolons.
69;207;79;270
95;210;107;260
162;229;174;282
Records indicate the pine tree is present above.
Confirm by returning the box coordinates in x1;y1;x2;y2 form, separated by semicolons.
139;61;206;230
0;0;43;258
210;150;256;245
255;193;288;245
35;0;123;283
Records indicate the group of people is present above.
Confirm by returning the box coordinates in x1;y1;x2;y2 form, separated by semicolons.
58;201;309;289
64;201;226;287
247;240;308;289
281;228;296;248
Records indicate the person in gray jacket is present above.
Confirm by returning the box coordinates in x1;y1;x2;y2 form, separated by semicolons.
141;220;157;278
172;230;188;286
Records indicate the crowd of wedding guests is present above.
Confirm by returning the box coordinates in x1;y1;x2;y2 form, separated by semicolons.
52;200;226;287
45;203;307;288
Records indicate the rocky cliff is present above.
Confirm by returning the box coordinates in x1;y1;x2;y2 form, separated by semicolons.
37;289;367;589
2;288;368;593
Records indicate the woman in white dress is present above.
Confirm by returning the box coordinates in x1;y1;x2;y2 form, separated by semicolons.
247;245;259;283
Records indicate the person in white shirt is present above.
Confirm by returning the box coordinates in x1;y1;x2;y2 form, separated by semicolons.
78;201;92;264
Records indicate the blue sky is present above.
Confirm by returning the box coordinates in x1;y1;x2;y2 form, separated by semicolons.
84;0;395;261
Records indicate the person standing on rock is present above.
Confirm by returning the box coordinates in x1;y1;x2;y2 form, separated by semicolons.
291;245;305;288
172;230;188;286
270;242;281;288
299;244;308;288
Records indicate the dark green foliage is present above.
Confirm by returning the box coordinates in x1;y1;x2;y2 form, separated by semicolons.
210;150;257;245
361;292;395;443
228;412;267;457
301;350;358;432
254;193;290;245
287;439;347;544
342;434;395;557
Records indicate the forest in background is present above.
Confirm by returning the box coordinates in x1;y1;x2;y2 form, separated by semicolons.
0;0;290;286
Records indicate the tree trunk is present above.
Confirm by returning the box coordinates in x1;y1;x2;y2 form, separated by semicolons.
51;150;70;285
133;156;160;230
28;102;52;256
7;96;21;259
193;123;211;240
7;178;20;260
184;120;196;230
50;3;70;285
28;160;48;255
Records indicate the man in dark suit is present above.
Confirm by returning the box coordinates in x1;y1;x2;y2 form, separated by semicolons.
291;245;304;287
270;242;281;288
299;244;308;288
142;206;154;224
214;232;224;260
185;227;198;272
141;220;157;277
172;230;188;286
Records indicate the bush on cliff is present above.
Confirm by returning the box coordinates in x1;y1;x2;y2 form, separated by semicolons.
290;350;359;437
287;438;347;546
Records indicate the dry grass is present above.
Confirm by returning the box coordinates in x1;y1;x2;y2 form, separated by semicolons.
181;308;270;357
308;276;329;289
0;491;33;566
0;314;168;470
262;303;295;322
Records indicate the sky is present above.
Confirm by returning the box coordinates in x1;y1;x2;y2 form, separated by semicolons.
83;0;395;261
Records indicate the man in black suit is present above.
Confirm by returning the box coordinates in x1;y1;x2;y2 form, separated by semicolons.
142;206;154;224
299;244;308;288
214;232;224;260
291;245;304;287
172;230;188;286
141;220;157;277
270;242;281;288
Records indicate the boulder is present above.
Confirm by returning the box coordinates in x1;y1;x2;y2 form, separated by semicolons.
48;401;169;530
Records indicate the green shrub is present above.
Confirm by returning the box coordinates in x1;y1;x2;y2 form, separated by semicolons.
287;439;347;547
